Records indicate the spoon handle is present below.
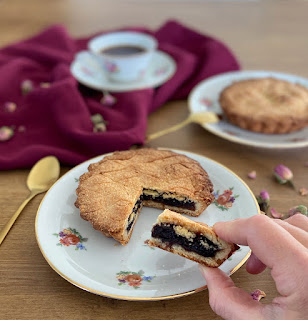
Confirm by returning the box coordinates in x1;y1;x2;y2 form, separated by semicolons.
146;118;191;143
0;191;37;246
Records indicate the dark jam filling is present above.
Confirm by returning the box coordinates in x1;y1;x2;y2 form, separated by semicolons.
152;224;219;257
126;190;196;234
126;198;143;232
143;190;196;211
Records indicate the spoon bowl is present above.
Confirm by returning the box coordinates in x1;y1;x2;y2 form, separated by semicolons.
0;156;60;246
27;156;60;192
146;111;219;143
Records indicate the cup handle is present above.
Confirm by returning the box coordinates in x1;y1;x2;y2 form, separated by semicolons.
75;50;103;69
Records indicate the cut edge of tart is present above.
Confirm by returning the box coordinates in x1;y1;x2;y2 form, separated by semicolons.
146;209;239;267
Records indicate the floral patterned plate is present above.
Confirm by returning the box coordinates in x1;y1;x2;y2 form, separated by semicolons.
35;148;259;301
70;50;176;92
189;70;308;149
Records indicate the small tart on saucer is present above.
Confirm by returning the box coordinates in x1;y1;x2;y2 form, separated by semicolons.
146;209;239;267
75;148;215;245
219;77;308;134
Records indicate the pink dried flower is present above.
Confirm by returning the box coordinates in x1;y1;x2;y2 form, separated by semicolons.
0;126;14;142
270;208;284;219
256;189;270;213
91;113;108;132
287;205;307;218
273;164;294;189
18;125;26;133
4;102;17;113
248;170;257;179
94;122;107;132
40;82;51;88
274;164;293;183
299;187;308;196
21;79;34;95
100;91;117;106
259;190;270;202
251;289;266;301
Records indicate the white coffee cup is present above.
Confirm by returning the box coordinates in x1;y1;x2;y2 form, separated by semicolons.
88;31;158;83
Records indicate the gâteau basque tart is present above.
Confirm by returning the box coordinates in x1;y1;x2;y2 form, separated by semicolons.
146;209;239;267
75;148;215;245
219;77;308;134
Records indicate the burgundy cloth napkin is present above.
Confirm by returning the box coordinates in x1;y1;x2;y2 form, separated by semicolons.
0;20;240;170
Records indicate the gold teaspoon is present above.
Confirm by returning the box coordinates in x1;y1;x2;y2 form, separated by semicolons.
146;111;219;143
0;156;60;246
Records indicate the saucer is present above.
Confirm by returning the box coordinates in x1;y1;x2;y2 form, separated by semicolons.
70;50;176;92
189;70;308;149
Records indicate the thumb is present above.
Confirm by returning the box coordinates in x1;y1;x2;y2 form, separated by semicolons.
199;265;265;320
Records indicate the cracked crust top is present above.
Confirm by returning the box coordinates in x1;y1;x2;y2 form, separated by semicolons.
219;77;308;134
75;148;214;243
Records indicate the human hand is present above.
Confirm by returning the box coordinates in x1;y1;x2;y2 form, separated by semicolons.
199;214;308;320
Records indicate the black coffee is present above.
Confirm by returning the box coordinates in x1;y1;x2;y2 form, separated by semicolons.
101;45;146;56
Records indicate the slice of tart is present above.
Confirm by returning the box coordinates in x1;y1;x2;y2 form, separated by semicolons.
75;148;215;245
146;209;239;267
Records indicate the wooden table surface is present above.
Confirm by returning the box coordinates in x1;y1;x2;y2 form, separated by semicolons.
1;1;308;319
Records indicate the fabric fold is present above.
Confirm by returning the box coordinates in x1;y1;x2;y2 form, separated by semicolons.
0;20;240;170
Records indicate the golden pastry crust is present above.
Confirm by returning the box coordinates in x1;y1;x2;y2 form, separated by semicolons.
219;78;308;134
147;209;239;267
75;148;215;245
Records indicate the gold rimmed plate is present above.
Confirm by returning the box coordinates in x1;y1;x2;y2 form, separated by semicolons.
35;149;259;300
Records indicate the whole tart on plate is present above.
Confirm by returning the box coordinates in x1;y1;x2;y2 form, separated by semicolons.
75;148;215;245
219;77;308;134
146;209;239;267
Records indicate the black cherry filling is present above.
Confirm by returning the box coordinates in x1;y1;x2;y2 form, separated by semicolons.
151;223;220;257
126;197;143;232
126;189;196;233
142;189;196;211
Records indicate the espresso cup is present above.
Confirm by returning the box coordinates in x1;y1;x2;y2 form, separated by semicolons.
88;31;158;83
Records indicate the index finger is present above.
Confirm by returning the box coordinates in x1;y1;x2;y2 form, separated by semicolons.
214;215;308;271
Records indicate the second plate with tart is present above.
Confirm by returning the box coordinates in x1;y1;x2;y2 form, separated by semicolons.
189;70;308;149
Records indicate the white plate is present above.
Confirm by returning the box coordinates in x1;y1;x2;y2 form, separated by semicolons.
188;70;308;149
70;50;176;92
35;149;259;301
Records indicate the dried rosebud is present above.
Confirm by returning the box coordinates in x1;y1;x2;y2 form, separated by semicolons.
288;205;308;217
94;122;107;132
4;102;17;113
299;187;308;196
274;164;293;183
40;82;51;88
21;79;34;95
91;113;108;132
251;289;266;301
91;114;104;125
100;91;117;106
0;126;14;141
270;208;284;219
248;170;257;179
256;189;270;213
18;125;26;133
260;190;270;203
273;164;294;189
